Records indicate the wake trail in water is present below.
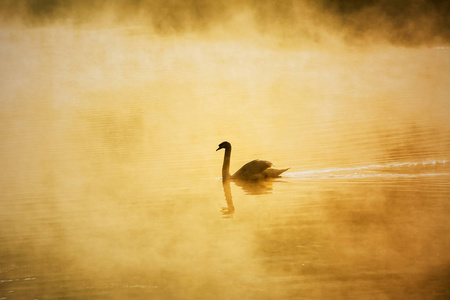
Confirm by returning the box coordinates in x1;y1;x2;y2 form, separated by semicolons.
285;159;450;180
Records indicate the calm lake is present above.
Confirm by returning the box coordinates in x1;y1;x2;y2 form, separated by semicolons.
1;26;450;299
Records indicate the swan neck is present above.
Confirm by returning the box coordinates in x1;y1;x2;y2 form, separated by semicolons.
222;146;231;179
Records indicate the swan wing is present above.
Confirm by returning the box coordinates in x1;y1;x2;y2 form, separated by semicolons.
232;160;272;180
263;168;290;178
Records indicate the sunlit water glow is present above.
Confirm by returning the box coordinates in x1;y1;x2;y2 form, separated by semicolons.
1;3;450;299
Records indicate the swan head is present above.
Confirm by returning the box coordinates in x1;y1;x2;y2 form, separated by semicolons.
216;141;231;151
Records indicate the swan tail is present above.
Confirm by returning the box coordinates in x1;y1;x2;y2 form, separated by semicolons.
263;168;290;178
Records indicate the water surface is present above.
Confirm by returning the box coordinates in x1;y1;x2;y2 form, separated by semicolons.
1;27;450;299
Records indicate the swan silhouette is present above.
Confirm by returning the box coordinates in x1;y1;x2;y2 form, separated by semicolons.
216;141;289;181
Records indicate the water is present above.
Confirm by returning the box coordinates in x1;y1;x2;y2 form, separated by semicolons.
1;26;450;299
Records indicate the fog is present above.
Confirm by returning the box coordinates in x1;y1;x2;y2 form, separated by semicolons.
1;1;450;299
1;0;450;46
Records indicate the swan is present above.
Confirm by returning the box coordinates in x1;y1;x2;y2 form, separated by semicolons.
216;141;289;181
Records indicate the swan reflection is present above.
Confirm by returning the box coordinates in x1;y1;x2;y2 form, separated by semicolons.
233;178;275;195
220;178;286;217
221;179;234;217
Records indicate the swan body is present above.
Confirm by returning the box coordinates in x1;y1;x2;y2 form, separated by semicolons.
216;141;289;181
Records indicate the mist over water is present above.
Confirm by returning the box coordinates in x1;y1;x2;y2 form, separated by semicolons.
2;0;450;46
1;1;450;299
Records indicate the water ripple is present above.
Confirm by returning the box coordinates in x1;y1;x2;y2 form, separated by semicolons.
286;159;450;180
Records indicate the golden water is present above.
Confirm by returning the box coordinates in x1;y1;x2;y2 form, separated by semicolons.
1;25;450;299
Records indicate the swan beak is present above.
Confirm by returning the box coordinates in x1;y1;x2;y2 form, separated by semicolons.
216;147;221;151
